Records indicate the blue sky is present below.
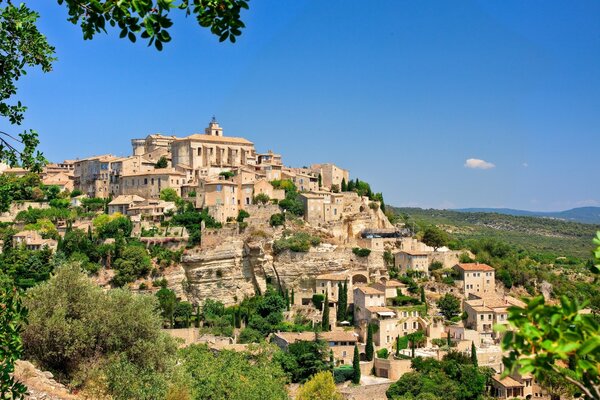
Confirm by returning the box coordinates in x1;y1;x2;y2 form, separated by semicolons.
17;1;600;211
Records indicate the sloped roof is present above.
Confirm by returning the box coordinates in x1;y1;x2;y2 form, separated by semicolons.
455;263;494;272
177;134;253;145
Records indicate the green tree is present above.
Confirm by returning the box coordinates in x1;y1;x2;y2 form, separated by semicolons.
182;344;288;400
341;178;347;192
159;188;179;202
470;341;477;367
0;287;28;399
254;193;270;204
336;281;348;322
500;295;600;399
23;263;176;380
421;226;449;251
321;292;330;331
156;288;177;328
352;344;361;384
365;324;374;361
297;371;343;400
0;3;53;172
155;156;168;168
278;338;329;383
437;293;461;320
112;245;152;287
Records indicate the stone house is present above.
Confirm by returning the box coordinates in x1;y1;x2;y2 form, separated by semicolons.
353;286;386;324
108;195;146;215
120;168;186;199
372;279;405;299
271;331;358;366
453;263;495;297
395;250;430;276
464;294;526;343
299;191;343;225
170;119;257;180
12;230;57;252
73;154;120;198
310;163;349;190
315;272;348;301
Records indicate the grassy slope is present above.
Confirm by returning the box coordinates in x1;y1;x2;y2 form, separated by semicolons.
391;207;599;259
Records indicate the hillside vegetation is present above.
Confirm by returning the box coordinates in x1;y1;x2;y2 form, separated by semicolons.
392;207;598;259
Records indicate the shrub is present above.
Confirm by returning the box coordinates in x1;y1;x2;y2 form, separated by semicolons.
269;213;285;227
312;294;325;310
219;171;235;179
23;263;177;380
429;261;443;271
253;193;270;205
273;232;320;254
333;366;355;384
376;348;389;359
236;209;250;222
352;247;371;257
391;295;421;306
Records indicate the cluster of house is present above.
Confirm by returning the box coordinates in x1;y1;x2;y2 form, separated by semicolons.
1;118;353;225
272;261;546;398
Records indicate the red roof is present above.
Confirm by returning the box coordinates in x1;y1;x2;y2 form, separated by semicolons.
456;263;494;272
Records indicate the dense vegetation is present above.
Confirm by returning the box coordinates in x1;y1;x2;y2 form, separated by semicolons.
393;207;600;310
392;207;598;259
386;352;491;400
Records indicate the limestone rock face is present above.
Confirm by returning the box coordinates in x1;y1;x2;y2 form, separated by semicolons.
179;204;393;306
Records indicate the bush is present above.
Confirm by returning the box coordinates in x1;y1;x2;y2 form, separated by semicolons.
237;209;250;223
333;366;355;384
376;348;389;359
312;294;325;310
429;261;443;271
391;295;421;306
269;213;285;227
273;232;320;254
253;193;270;205
352;247;371;257
23;263;177;380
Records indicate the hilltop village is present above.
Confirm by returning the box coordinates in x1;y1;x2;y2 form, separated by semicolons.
1;119;558;399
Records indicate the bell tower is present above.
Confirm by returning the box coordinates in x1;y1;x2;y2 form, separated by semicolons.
205;116;223;136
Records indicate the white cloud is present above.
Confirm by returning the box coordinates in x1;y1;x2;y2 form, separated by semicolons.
522;162;529;168
464;158;495;170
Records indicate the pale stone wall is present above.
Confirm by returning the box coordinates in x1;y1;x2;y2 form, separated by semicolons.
373;358;412;380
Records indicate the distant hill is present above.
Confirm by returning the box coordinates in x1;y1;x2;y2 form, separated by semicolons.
389;207;600;259
454;206;600;225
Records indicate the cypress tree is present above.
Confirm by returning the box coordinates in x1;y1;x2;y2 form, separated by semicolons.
321;293;330;331
285;289;290;311
471;341;478;367
352;344;361;384
420;286;425;303
330;350;335;370
396;335;400;356
447;330;451;347
291;288;295;305
336;282;343;321
365;324;374;361
341;178;347;192
341;280;348;321
411;339;415;358
347;179;355;192
318;174;322;188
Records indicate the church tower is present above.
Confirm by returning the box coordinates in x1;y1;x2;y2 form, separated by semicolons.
205;116;223;136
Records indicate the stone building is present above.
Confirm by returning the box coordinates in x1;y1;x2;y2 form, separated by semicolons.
120;168;186;199
464;294;525;343
271;331;358;366
170;119;257;180
73;154;120;198
310;163;349;190
13;231;57;252
453;263;495;297
299;191;344;225
395;250;430;276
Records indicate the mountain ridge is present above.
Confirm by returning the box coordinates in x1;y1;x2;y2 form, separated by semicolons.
452;206;600;225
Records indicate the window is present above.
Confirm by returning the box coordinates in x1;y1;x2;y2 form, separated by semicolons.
216;185;222;192
144;178;148;185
